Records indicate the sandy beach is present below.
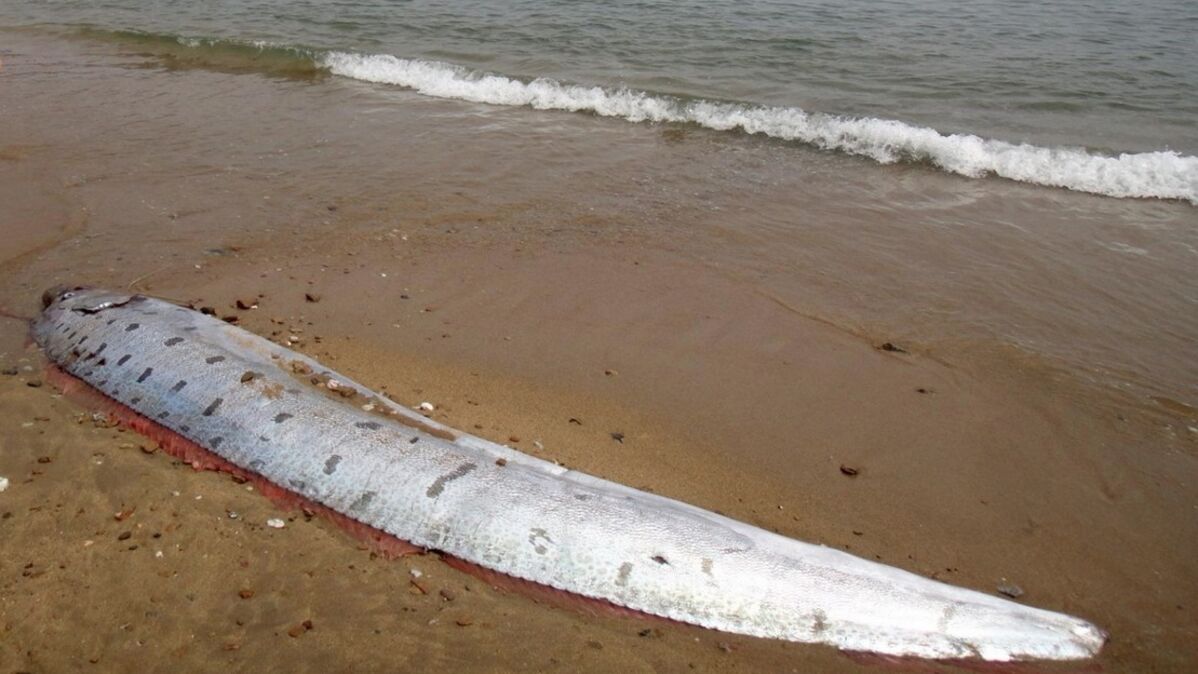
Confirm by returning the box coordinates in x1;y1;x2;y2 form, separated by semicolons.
1;29;1196;673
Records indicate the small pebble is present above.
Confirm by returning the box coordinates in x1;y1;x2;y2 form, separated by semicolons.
238;589;255;599
1;366;17;376
0;476;9;492
839;464;860;477
26;379;43;388
305;292;321;303
418;402;434;412
266;518;285;529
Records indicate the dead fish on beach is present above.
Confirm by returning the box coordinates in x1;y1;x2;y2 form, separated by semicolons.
31;286;1105;661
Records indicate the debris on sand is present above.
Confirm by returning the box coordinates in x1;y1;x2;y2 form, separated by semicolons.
0;476;9;492
839;464;860;477
997;580;1025;599
305;292;322;303
878;342;907;354
266;518;286;529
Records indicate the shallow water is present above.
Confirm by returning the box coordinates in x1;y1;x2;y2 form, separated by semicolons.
1;18;1196;417
2;0;1196;200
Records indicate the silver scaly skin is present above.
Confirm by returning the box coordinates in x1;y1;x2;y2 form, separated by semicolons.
33;287;1105;661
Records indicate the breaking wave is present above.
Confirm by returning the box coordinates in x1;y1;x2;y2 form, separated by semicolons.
71;28;1198;204
322;52;1198;204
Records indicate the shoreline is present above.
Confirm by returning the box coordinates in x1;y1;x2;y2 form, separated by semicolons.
1;28;1196;673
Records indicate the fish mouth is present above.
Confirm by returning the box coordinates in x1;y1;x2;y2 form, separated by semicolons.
41;285;90;309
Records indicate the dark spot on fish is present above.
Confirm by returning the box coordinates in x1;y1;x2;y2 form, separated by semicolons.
137;368;153;383
130;396;140;404
96;358;106;366
274;413;293;423
324;455;342;475
258;435;269;442
171;380;187;393
158;411;170;419
183;326;197;332
573;493;590;501
180;425;190;433
125;323;139;331
106;319;116;325
701;558;714;576
202;398;223;416
164;337;184;346
349;491;376;511
811;608;829;634
289;479;306;491
240;371;257;383
528;528;552;555
210;437;224;448
94;343;107;355
205;356;225;364
249;459;265;471
409;437;419;444
651;555;669;565
426;462;477;498
355;421;381;430
615;562;633;587
79;336;88;344
117;354;131;366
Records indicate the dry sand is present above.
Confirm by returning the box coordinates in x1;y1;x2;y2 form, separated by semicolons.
1;29;1196;674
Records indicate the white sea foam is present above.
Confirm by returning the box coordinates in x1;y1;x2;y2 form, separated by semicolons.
322;52;1198;204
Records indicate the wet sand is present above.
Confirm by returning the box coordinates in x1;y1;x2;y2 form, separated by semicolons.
1;29;1196;673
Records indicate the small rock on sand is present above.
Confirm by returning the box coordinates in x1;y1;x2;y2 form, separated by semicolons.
0;476;9;492
238;589;255;599
418;402;434;412
305;292;321;303
839;464;860;477
266;518;285;529
1;366;17;376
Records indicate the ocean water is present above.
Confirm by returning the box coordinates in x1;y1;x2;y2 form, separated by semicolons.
1;3;1196;416
1;0;1196;202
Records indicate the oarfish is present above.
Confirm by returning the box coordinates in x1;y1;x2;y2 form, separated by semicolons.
31;286;1105;661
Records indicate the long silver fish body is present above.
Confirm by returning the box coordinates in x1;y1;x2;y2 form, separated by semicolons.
33;287;1105;661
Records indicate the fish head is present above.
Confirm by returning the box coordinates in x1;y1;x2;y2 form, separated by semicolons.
41;285;139;313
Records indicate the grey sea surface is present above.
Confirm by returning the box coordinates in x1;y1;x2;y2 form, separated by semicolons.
1;2;1195;415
